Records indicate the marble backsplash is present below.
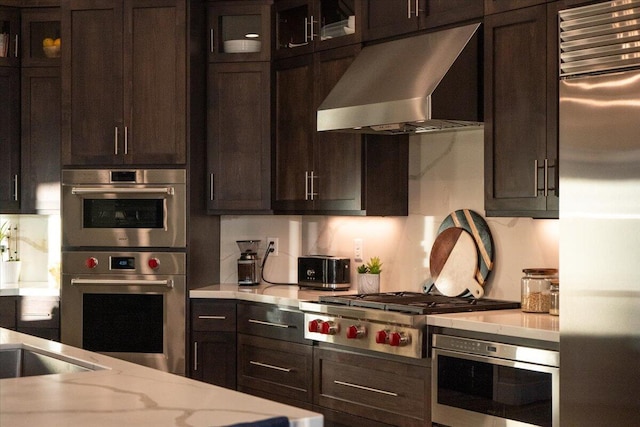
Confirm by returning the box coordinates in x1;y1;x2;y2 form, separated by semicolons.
220;129;559;302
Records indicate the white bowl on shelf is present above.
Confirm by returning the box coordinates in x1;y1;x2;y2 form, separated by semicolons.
223;39;261;53
43;45;60;58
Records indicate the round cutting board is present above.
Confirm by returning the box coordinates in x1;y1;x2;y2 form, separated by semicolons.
437;209;494;286
430;227;484;298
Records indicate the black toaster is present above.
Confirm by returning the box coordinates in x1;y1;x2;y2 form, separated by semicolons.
298;255;351;290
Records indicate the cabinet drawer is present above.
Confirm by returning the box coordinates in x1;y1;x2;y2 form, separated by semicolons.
191;300;236;332
238;334;313;404
17;296;59;330
314;347;430;427
0;296;17;329
237;302;308;344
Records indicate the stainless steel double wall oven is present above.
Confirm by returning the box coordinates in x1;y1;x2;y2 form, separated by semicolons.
61;169;187;375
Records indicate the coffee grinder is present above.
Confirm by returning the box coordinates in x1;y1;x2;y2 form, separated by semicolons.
237;240;261;285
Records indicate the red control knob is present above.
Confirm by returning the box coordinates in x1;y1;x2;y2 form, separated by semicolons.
375;330;388;344
148;257;160;270
321;320;338;335
308;319;322;333
85;257;98;269
389;332;409;347
346;325;365;339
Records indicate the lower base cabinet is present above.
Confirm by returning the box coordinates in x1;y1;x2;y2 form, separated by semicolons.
314;346;431;427
0;296;60;341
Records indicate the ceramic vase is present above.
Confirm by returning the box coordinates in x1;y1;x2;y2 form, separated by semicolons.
357;273;380;294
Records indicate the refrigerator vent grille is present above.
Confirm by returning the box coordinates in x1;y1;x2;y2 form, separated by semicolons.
559;0;640;77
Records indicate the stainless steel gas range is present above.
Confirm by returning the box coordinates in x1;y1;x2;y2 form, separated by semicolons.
300;292;520;359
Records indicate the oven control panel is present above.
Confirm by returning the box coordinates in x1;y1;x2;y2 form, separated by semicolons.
304;313;424;358
62;251;185;275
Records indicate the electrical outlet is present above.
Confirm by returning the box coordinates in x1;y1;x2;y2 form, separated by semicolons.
267;237;279;256
354;238;363;262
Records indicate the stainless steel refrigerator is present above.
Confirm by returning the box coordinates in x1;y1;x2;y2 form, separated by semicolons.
559;1;640;425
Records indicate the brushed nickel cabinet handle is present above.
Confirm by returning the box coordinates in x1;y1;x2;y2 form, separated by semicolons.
193;341;198;371
305;171;310;200
114;127;119;155
210;173;214;201
198;315;226;320
334;380;399;397
14;34;18;57
13;174;18;201
248;319;290;328
210;29;214;53
124;126;129;154
249;361;292;373
533;159;539;197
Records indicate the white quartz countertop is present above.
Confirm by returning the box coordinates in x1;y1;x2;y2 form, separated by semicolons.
427;309;559;342
0;329;322;427
0;281;59;297
190;283;358;307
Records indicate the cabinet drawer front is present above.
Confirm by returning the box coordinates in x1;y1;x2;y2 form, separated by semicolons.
238;334;313;403
315;348;429;427
237;303;308;343
191;300;236;332
17;297;59;329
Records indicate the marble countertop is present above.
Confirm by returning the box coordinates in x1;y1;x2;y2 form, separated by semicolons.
0;328;322;427
427;309;559;342
0;281;59;297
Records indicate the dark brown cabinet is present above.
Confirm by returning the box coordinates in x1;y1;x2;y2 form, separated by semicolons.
0;7;19;67
0;296;17;330
484;4;559;218
273;44;408;215
207;1;272;62
236;302;313;408
314;346;430;427
20;8;61;67
274;0;361;59
362;0;482;42
190;299;237;389
0;66;20;213
61;0;186;166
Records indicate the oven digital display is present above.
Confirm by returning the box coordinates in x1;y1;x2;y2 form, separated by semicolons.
110;257;135;270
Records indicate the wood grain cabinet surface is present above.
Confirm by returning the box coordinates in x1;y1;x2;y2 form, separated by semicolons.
60;0;186;167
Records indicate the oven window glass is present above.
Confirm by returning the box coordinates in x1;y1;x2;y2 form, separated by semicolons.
83;294;163;353
437;354;552;427
83;199;164;228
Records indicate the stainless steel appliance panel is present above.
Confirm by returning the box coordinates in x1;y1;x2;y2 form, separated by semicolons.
62;169;186;248
61;251;186;375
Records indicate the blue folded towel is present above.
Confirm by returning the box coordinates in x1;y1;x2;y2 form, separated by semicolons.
224;416;289;427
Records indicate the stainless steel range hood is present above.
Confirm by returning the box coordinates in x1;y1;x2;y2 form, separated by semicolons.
317;23;483;135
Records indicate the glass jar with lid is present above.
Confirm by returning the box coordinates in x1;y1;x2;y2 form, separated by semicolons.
549;279;559;316
521;268;558;313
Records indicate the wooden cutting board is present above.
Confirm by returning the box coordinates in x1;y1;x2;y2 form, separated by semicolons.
430;227;484;298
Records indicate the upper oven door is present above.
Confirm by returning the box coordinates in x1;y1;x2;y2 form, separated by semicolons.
62;169;186;248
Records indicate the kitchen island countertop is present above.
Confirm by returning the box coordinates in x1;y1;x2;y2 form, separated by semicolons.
0;328;322;427
427;309;559;342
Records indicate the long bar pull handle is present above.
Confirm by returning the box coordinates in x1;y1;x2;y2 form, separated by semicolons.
13;174;18;201
309;15;316;41
334;380;399;397
305;171;310;200
533;159;539;197
198;315;226;320
543;158;549;197
304;17;309;42
309;171;317;201
71;187;175;195
416;0;421;17
407;0;412;18
250;361;292;373
210;173;214;201
248;319;290;329
71;278;174;288
210;29;214;53
114;127;119;155
193;341;198;371
14;34;18;57
124;126;129;155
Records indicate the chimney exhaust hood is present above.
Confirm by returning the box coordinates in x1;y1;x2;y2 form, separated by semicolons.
317;23;483;135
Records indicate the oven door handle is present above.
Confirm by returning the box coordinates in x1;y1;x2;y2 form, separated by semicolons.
71;187;175;195
70;278;174;288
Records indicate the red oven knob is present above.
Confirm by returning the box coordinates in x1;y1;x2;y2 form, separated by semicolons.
85;257;98;269
148;257;160;270
321;320;339;335
308;319;322;333
375;330;389;344
389;331;410;347
346;325;365;339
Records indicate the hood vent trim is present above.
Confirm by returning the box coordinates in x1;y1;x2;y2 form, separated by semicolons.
317;23;483;135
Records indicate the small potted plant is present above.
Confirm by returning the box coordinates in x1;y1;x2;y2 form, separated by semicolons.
0;222;21;287
357;256;382;294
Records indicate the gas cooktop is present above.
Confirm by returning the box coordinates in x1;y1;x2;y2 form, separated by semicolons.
318;291;520;315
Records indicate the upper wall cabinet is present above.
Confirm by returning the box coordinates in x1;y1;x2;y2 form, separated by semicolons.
60;0;186;167
207;1;272;62
362;0;483;42
274;0;361;59
21;8;61;67
484;3;559;218
0;66;20;213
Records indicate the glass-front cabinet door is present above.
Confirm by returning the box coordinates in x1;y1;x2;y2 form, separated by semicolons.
275;0;360;59
0;7;19;67
207;1;272;62
21;8;61;67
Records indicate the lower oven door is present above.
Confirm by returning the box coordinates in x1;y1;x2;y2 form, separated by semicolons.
61;273;185;375
432;341;559;427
